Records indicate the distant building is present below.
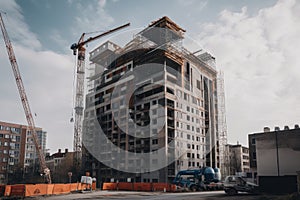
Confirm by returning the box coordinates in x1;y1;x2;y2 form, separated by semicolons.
24;128;47;173
45;149;75;183
0;121;47;184
248;125;300;194
224;143;250;177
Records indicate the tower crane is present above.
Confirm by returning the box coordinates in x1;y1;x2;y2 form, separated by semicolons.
70;22;130;170
0;13;51;183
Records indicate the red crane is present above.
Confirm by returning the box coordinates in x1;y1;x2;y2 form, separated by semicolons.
0;13;51;183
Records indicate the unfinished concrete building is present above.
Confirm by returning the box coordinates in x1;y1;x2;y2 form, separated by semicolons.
82;17;220;184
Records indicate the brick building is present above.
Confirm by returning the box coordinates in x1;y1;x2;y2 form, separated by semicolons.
0;121;47;184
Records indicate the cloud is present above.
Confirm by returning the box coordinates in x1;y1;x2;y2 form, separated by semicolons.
197;0;300;145
49;29;70;53
177;0;207;8
0;44;74;152
72;0;114;35
0;0;41;50
98;0;106;8
0;0;74;152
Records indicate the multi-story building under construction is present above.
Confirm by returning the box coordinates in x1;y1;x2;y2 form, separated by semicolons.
83;16;220;183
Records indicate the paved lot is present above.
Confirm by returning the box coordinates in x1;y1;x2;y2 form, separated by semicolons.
26;190;287;200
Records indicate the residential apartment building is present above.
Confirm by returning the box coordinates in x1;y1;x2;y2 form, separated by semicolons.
224;143;250;177
248;125;300;193
82;16;220;184
0;121;47;184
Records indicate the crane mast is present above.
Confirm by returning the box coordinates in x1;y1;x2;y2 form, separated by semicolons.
0;13;51;183
72;36;85;169
71;23;130;170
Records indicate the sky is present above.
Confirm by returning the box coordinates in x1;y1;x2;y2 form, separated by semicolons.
0;0;299;153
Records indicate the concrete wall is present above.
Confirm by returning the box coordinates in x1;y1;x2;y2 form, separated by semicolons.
279;148;300;176
256;130;300;176
256;136;278;176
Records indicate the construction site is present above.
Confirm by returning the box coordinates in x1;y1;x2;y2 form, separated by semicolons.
82;16;227;184
0;13;229;198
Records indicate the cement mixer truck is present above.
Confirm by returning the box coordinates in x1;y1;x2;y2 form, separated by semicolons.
173;167;223;192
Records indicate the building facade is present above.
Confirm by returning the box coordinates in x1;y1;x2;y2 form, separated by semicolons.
45;149;75;183
224;143;250;177
82;17;220;184
0;121;47;184
248;125;300;193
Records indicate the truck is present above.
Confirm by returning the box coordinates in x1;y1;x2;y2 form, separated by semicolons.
223;175;259;195
173;167;223;192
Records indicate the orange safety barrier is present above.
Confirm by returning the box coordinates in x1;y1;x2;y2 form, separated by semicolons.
133;182;152;191
52;183;71;195
76;183;82;191
152;183;172;192
102;182;176;192
169;184;177;192
25;184;48;197
1;182;101;198
70;183;79;192
102;182;117;190
117;182;133;191
4;185;11;197
80;183;87;191
92;182;96;190
1;181;175;198
46;184;54;195
10;184;25;197
76;183;87;191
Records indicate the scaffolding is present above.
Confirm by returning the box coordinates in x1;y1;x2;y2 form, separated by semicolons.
217;71;228;178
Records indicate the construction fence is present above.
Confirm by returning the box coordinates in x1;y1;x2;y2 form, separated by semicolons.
0;182;177;197
0;182;96;198
102;182;177;192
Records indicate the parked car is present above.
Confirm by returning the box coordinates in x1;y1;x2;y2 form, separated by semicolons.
223;175;259;195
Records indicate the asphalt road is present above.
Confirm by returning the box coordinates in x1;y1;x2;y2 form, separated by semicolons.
29;190;262;200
